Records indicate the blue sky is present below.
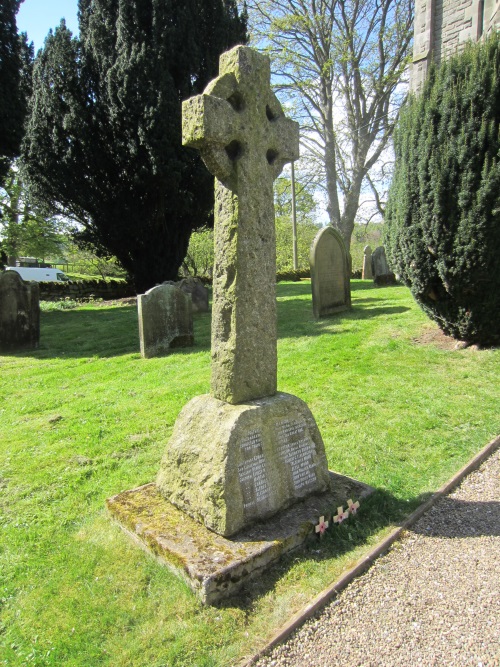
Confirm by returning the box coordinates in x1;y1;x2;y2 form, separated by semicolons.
17;0;79;53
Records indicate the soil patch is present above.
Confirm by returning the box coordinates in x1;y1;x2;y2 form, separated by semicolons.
97;296;137;307
412;326;459;350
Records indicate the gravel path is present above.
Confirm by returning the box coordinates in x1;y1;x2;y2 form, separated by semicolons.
254;448;500;667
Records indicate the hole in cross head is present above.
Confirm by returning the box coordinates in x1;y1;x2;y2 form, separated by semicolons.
227;92;244;111
266;149;278;165
266;105;277;121
225;140;242;162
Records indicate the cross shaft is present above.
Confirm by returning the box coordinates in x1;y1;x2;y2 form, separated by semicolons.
183;47;299;404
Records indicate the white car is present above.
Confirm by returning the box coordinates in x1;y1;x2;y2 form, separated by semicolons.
5;267;70;282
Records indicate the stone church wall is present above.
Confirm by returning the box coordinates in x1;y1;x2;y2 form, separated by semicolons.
411;0;500;91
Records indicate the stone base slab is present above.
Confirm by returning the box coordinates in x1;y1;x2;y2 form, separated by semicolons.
106;472;373;605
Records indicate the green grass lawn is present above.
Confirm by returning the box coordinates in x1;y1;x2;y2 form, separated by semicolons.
1;280;499;667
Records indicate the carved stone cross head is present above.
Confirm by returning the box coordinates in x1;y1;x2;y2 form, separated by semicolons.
182;46;299;192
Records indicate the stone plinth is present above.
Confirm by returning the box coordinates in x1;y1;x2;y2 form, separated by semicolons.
107;472;373;604
310;227;351;319
156;392;331;536
0;271;40;352
137;284;193;358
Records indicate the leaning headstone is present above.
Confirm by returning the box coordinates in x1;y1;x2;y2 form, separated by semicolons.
176;277;209;313
310;227;351;319
137;284;193;358
162;278;209;312
0;271;40;352
362;245;373;279
372;246;396;285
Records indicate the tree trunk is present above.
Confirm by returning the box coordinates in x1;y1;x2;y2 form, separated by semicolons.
7;187;21;266
339;170;365;250
323;98;341;228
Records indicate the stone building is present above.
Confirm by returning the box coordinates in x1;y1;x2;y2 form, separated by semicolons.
412;0;500;91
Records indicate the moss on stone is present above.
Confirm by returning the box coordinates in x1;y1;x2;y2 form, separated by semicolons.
106;471;373;604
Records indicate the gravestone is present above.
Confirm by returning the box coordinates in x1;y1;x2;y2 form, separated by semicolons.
310;227;351;319
137;283;193;358
0;271;40;352
164;277;209;313
156;45;331;536
362;245;373;279
371;246;396;285
107;46;373;603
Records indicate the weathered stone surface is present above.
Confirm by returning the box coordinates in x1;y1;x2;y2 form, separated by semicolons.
177;277;209;313
0;271;40;352
411;0;500;93
137;284;193;358
156;392;331;536
163;278;209;313
310;227;351;319
108;47;369;594
182;45;299;404
362;245;373;280
371;246;396;286
371;245;389;276
107;473;374;604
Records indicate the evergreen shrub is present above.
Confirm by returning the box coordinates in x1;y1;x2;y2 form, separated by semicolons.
276;268;310;282
385;34;500;346
22;1;247;294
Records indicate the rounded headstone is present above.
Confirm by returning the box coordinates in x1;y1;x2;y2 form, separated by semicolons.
310;227;351;318
0;271;40;351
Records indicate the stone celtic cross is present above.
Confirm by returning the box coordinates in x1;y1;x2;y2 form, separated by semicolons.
182;46;299;404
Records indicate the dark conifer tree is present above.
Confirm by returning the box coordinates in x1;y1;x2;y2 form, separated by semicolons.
22;0;247;292
0;0;32;182
385;34;500;346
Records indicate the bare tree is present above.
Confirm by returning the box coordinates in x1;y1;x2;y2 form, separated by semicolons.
247;0;413;249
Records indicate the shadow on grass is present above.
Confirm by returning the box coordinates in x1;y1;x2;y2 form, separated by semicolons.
212;486;494;611
276;281;312;298
347;305;411;319
277;281;410;333
8;306;212;359
278;279;406;296
276;279;399;299
9;281;408;359
277;300;411;339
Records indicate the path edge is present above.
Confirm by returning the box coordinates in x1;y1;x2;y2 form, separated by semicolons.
239;434;500;667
